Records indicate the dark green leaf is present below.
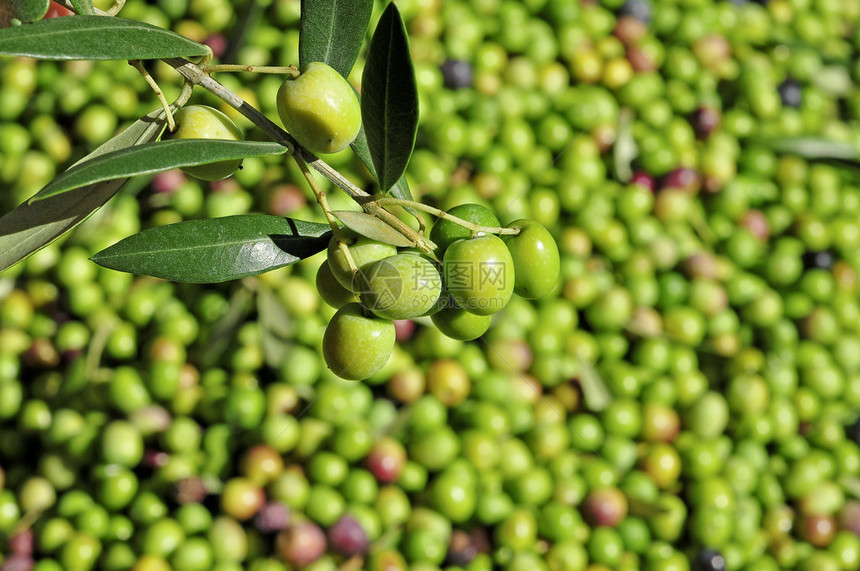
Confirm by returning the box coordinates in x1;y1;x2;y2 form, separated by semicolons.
299;0;373;79
350;120;413;201
0;107;168;273
68;0;94;15
33;140;287;201
0;15;210;60
332;210;414;247
91;215;332;283
360;2;418;193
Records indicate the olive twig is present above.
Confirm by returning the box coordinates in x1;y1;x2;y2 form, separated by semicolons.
293;154;359;273
203;64;301;76
105;0;126;16
163;57;377;206
129;60;176;131
293;154;342;235
159;58;436;253
375;197;521;236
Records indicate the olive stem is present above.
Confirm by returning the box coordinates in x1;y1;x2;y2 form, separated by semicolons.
376;197;521;236
203;64;301;76
293;154;359;273
163;58;381;206
293;154;340;234
105;0;126;16
161;58;437;253
129;60;176;131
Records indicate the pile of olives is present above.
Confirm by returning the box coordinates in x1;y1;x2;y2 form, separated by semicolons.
3;0;860;571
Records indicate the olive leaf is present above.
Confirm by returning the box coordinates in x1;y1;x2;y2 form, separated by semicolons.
257;284;294;369
332;210;415;247
0;107;169;273
360;2;418;193
755;136;860;174
351;120;414;201
613;108;637;183
32;140;287;201
67;0;94;15
0;15;210;60
90;215;333;283
299;0;373;79
578;361;612;412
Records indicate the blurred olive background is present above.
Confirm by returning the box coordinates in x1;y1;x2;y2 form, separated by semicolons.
3;0;860;570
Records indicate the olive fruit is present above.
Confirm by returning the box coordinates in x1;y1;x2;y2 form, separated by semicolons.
429;204;500;254
323;302;396;380
276;62;361;154
166;105;243;181
502;219;560;299
443;235;515;315
326;230;397;290
316;260;358;309
357;253;442;319
430;303;493;340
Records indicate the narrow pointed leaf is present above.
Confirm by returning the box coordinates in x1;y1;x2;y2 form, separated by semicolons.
200;287;253;368
578;361;612;412
350;117;413;201
755;136;860;173
756;137;859;160
33;140;287;201
91;215;332;283
0;15;210;60
613;108;637;183
68;0;95;15
299;0;373;78
0;107;168;273
257;284;293;368
332;210;414;247
360;2;418;193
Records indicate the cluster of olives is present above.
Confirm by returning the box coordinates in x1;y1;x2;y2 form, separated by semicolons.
161;59;562;383
166;61;361;180
317;203;560;380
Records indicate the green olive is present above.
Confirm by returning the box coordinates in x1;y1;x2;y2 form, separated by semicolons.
276;62;362;154
323;302;396;380
166;105;243;181
502;219;560;299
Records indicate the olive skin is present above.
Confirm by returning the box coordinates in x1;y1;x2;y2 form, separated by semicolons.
316;260;358;309
326;230;398;291
358;253;442;319
443;235;515;316
166;105;243;181
430;304;493;340
502;219;560;299
429;204;500;255
323;303;396;380
276;62;362;154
